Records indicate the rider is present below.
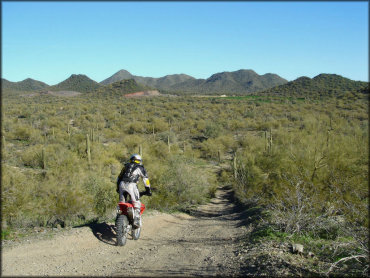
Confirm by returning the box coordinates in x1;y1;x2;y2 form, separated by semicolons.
117;154;152;228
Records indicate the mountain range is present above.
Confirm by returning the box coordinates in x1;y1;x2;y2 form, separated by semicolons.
101;69;287;94
1;69;368;97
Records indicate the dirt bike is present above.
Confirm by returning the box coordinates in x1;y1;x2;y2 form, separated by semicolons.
115;191;147;246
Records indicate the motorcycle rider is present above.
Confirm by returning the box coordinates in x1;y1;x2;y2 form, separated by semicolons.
117;154;152;228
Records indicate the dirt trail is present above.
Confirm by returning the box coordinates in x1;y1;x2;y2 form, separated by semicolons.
2;187;250;277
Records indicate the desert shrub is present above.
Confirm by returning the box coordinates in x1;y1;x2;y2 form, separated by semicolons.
234;152;265;204
217;134;238;152
102;128;121;141
83;175;116;218
104;142;127;163
228;119;246;131
145;140;169;160
20;144;44;168
156;130;176;144
68;132;87;151
43;144;80;172
1;165;35;227
148;156;216;211
195;119;206;133
12;124;33;141
201;138;224;159
29;128;44;145
151;118;169;133
122;134;144;152
204;122;222;138
40;175;89;224
46;118;64;129
126;120;147;134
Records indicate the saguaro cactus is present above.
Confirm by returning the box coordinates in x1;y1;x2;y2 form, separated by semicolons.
168;135;171;153
327;117;334;148
42;148;46;169
86;134;91;164
264;131;268;152
269;128;273;154
88;128;95;143
2;135;5;149
67;123;71;141
233;154;237;179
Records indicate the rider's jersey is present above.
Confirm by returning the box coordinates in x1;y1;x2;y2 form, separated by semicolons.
117;162;150;188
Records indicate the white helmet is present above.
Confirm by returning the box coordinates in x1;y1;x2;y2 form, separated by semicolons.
130;154;142;164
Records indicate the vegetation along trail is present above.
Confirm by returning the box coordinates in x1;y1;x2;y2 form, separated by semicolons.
2;187;251;277
2;73;368;276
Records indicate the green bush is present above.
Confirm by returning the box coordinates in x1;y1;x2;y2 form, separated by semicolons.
12;125;33;141
148;156;217;211
204;122;222;138
20;145;44;168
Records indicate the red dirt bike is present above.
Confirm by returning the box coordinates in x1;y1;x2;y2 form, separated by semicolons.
115;191;147;246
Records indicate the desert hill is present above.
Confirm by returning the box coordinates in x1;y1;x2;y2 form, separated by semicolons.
49;74;101;93
260;73;368;98
1;78;50;91
94;78;158;97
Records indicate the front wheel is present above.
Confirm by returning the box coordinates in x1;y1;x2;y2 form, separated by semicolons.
116;214;129;246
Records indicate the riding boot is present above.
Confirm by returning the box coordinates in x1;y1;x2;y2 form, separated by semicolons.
133;208;141;228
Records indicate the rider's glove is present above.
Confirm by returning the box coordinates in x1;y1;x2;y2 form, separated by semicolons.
145;186;152;196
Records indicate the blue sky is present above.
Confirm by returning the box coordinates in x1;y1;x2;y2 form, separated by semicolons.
2;1;368;85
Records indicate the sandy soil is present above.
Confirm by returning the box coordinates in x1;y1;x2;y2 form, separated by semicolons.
2;187;250;277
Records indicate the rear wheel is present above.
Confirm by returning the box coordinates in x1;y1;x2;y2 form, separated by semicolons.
132;227;141;240
116;214;129;246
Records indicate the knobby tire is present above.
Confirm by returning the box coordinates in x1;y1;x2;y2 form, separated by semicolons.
132;227;141;240
116;214;129;246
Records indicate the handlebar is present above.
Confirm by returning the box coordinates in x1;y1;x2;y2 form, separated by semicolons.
139;191;148;197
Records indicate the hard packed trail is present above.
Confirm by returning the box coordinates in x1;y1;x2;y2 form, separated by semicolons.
2;187;250;277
